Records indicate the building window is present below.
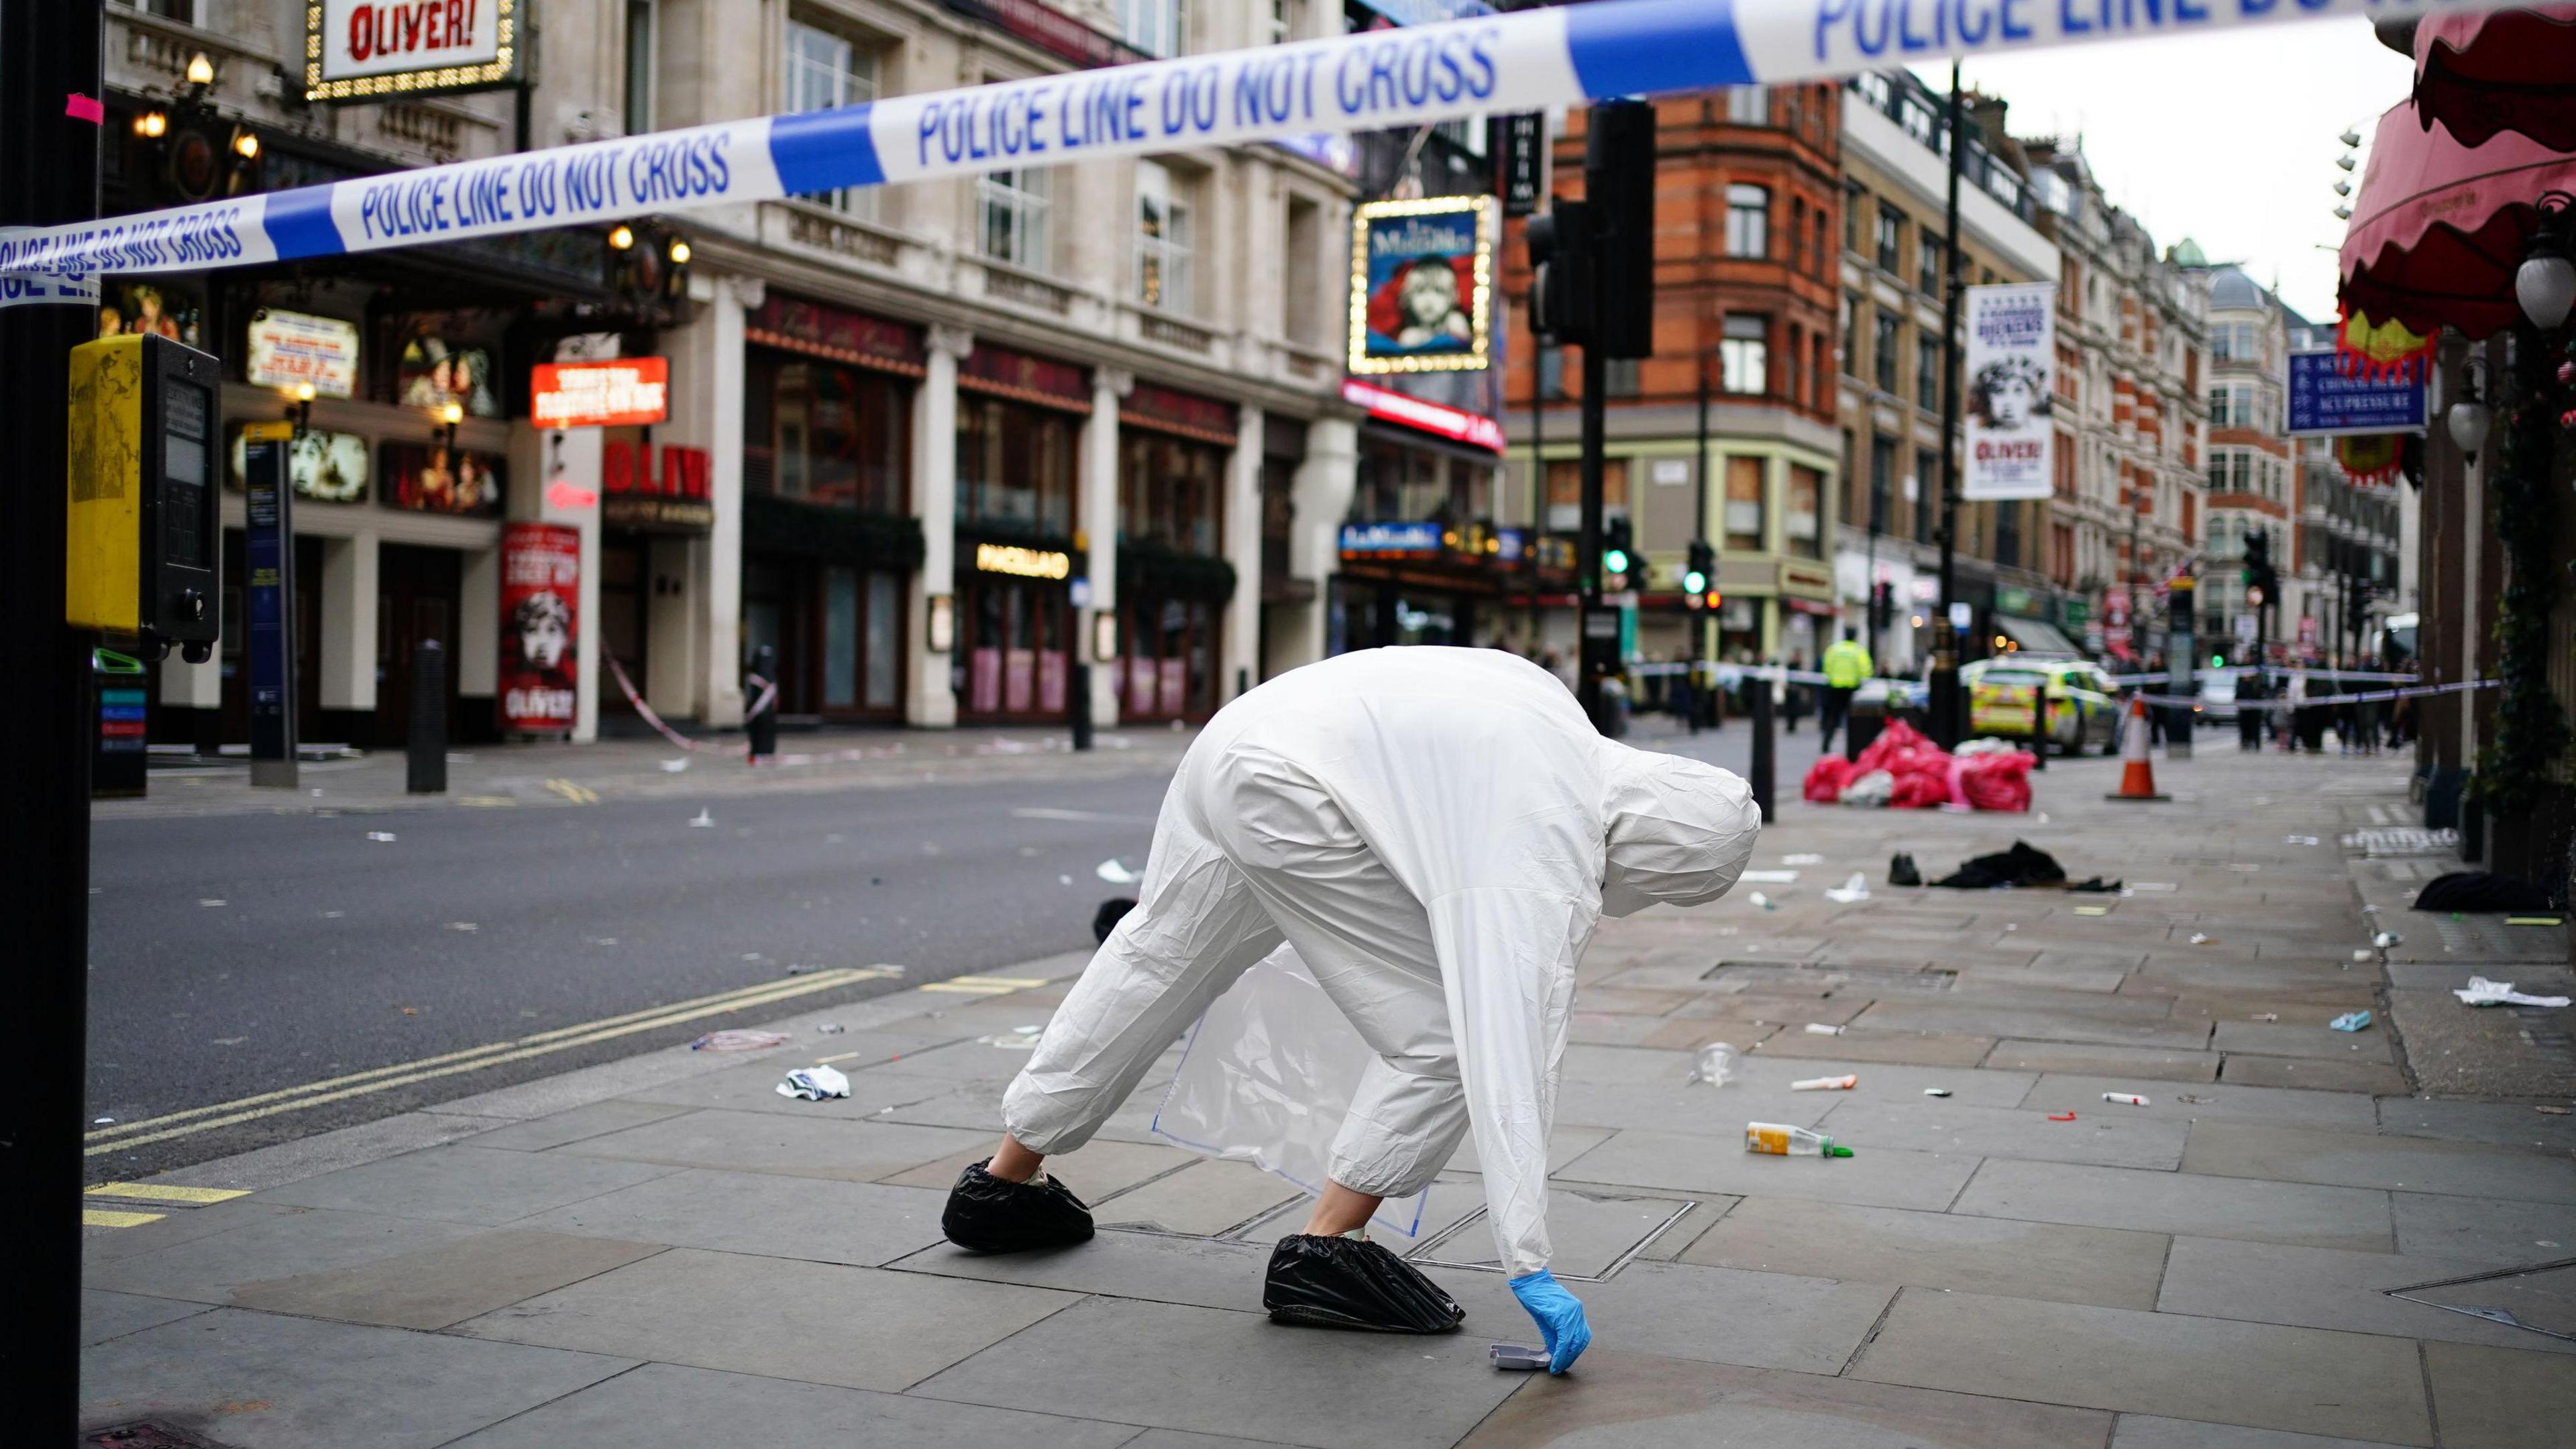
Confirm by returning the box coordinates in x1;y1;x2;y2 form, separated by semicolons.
1604;358;1642;397
1538;345;1566;400
1724;455;1766;551
2212;321;2258;362
1727;85;1768;124
1720;314;1768;396
1874;313;1900;394
957;396;1075;537
1786;464;1824;559
1875;207;1904;274
1995;499;2021;569
1868;435;1896;534
784;18;878;217
745;351;910;515
1915;335;1939;411
1917;233;1944;297
1120;432;1225;556
1786;322;1806;405
625;0;655;137
1812;211;1829;279
1840;294;1860;377
1811;332;1828;409
1790;197;1806;271
978;167;1051;270
1136;160;1193;312
1725;184;1770;259
1843;183;1865;254
1914;447;1939;543
1284;195;1322;345
1119;0;1186;57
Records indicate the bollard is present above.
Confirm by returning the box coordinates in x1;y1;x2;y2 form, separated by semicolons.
407;639;447;794
1749;676;1776;825
745;643;778;765
2029;684;2047;771
1071;660;1093;752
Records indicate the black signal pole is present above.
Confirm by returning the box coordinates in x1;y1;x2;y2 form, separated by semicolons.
1578;346;1609;724
1;0;105;1436
1931;60;1968;748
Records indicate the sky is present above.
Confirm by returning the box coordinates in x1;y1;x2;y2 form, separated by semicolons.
1912;18;2417;323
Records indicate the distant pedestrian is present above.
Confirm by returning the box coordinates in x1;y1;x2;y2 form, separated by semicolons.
1782;653;1810;734
1670;673;1700;736
1818;629;1872;752
2237;671;2267;751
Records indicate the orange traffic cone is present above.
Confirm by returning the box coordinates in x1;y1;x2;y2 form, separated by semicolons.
2105;694;2169;802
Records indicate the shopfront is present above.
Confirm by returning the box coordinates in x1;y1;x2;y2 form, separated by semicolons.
1331;386;1509;653
1118;383;1238;722
739;292;923;724
955;342;1090;721
598;438;714;724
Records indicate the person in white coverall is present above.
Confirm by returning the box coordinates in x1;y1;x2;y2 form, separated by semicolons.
939;647;1760;1374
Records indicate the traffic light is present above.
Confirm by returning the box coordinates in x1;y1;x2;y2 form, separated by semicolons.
2241;528;2279;608
1583;101;1656;360
1683;539;1714;598
1525;201;1592;347
1602;516;1633;583
1869;581;1894;636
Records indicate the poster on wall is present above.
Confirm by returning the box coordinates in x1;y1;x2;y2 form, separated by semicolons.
1348;196;1495;376
396;325;502;417
96;280;200;346
231;424;370;503
246;309;361;398
382;441;504;515
499;522;580;736
1961;282;2055;502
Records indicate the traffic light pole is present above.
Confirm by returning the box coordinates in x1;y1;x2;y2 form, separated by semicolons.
1577;344;1611;729
1;1;105;1436
1930;62;1968;749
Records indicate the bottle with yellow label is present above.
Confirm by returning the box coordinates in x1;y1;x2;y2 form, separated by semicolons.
1744;1122;1852;1157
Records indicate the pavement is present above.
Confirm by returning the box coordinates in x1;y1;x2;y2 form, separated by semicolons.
80;741;2576;1447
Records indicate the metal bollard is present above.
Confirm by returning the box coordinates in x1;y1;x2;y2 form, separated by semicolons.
407;639;447;794
1071;661;1093;752
1749;676;1776;825
2030;684;2047;771
745;643;778;765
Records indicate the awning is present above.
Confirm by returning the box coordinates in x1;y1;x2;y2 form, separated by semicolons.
1996;615;2084;656
2339;99;2576;340
2414;5;2576;153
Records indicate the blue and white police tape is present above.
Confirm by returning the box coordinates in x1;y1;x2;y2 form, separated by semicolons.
2135;678;2497;712
0;0;2524;284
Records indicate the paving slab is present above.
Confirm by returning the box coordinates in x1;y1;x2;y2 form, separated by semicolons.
1093;1158;1303;1235
2181;1120;2576;1202
85;1197;307;1266
1856;1002;2211;1050
1953;960;2137;991
1849;1288;2431;1444
1815;1097;2191;1170
1748;1028;2000;1067
1574;986;1699;1015
1635;1014;1788;1050
1559;1043;1704;1085
1415;1186;1695;1278
2216;1053;2408;1094
1446;1124;1615;1176
458;1099;697;1152
2017;1075;2379;1131
79;1307;633;1449
1669;991;1870;1021
1930;983;2177;1017
82;1289;210;1346
1951;1160;2394;1251
2379;1097;2576;1152
1984;1040;2220;1081
455;1246;1079;1392
2210;1020;2396;1063
227;1227;664;1330
1230;1173;1490;1252
892;1228;1271;1311
1454;1350;2112;1449
555;1108;992;1183
1124;1434;1307;1449
85;1206;490;1304
2390;1191;2576;1260
445;1361;1146;1448
1681;1193;2168;1309
1428;1257;1892;1374
911;1295;1521;1449
1570;1012;1679;1047
2387;989;2576;1099
2109;1416;2414;1449
513;1167;953;1266
255;1144;680;1225
2157;1235;2576;1354
2422;1339;2576;1449
881;1077;1170;1144
1555;1128;1982;1212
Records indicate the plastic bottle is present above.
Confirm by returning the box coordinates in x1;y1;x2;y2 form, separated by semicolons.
1686;1042;1740;1087
1745;1122;1854;1157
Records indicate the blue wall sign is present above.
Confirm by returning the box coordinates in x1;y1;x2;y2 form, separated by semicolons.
2287;351;2426;438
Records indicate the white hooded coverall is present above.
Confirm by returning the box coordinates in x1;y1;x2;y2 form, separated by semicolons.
1002;648;1760;1279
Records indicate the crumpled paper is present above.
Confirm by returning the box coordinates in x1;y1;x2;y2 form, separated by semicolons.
2454;976;2573;1009
776;1065;852;1100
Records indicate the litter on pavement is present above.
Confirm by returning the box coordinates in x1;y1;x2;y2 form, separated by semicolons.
1740;869;1801;883
2189;932;2216;945
2373;930;2404;949
1823;873;1870;903
1888;853;1922;886
1096;858;1141;885
2455;977;2573;1008
1748;892;1778;910
1790;1074;1859;1091
1930;841;2068;890
1489;1344;1550;1371
1745;1122;1851;1157
661;758;690;772
1686;1042;1739;1087
816;1022;845;1034
2102;1093;2150;1106
775;1065;851;1100
1922;1087;1952;1097
689;809;714;828
366;831;396;843
1782;854;1825;865
2328;1010;2374;1032
1803;1022;1845;1036
2254;1013;2280;1022
691;1029;789;1051
2048;1112;2078;1121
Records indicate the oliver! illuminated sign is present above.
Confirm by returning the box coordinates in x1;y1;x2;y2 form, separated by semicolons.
975;543;1071;580
307;0;525;103
531;358;670;429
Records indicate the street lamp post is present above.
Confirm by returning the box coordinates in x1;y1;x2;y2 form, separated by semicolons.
1931;62;1968;747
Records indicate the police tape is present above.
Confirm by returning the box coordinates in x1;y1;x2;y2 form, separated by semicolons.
604;653;774;754
0;0;2512;283
2133;678;2497;712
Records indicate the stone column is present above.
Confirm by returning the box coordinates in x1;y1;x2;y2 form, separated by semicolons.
909;323;972;728
1083;368;1130;727
1281;416;1358;668
684;273;755;727
1222;407;1266;698
457;542;500;708
316;532;378;718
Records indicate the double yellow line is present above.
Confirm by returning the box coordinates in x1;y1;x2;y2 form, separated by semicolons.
86;967;891;1157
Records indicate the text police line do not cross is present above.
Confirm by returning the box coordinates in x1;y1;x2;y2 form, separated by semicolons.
0;0;2517;283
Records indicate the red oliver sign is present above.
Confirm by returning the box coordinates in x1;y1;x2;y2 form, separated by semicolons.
499;522;579;735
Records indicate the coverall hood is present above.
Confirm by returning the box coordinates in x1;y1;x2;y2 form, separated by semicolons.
1597;746;1761;917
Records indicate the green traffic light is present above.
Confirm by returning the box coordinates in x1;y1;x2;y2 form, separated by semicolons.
1682;570;1707;594
2210;654;2225;669
1604;548;1629;575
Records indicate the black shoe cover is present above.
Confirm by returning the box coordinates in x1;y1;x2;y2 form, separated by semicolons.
1888;852;1922;888
1263;1234;1465;1334
941;1160;1095;1252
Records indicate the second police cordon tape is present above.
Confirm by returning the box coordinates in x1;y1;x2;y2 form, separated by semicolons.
0;0;2526;283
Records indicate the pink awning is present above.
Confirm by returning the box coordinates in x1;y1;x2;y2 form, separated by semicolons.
2414;5;2576;152
2339;98;2576;340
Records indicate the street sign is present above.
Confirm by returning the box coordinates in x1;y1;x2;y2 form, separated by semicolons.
241;421;298;788
2236;614;2257;643
1493;111;1546;216
2287;350;2426;437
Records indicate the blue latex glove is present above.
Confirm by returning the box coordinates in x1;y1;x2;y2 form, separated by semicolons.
1508;1269;1592;1375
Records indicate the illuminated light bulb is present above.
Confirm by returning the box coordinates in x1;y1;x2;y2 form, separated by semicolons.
136;110;167;139
608;224;635;251
667;237;692;265
185;52;215;86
